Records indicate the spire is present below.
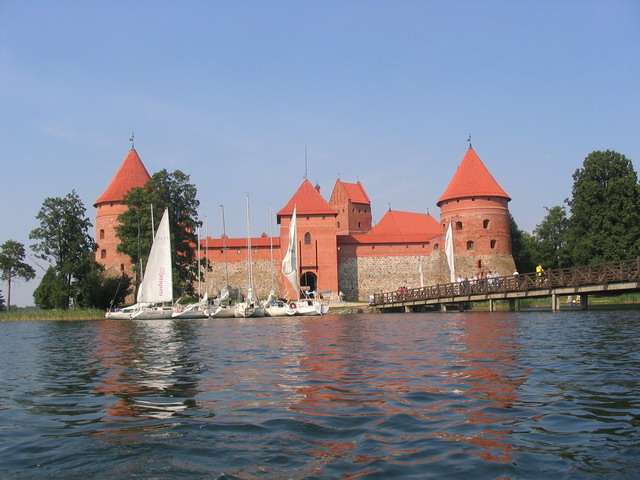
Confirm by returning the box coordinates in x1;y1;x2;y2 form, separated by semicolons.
94;148;152;207
437;147;510;206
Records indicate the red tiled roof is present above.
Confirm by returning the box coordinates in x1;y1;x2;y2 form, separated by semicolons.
94;149;151;206
437;147;510;206
277;179;338;218
201;237;281;248
338;233;439;245
340;180;370;204
372;210;441;236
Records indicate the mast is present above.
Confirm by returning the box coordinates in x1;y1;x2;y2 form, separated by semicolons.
269;205;274;293
219;204;229;287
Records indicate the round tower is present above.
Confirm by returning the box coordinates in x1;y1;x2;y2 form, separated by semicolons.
437;147;515;277
94;148;151;277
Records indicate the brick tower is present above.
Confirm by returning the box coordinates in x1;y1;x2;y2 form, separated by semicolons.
329;179;372;235
437;146;515;277
277;180;339;298
94;148;151;277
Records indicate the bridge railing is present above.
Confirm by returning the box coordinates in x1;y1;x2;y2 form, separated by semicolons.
373;257;640;306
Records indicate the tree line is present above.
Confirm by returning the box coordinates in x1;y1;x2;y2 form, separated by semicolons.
1;150;639;311
0;169;200;311
509;150;640;273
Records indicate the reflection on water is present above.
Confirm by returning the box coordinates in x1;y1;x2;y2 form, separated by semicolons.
0;310;639;478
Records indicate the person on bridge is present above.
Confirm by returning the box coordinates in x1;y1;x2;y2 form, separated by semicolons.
536;264;545;286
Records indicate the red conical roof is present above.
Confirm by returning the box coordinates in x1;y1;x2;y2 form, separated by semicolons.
94;149;152;206
277;179;338;220
437;147;510;206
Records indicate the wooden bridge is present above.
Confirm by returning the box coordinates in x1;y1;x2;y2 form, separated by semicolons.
373;257;640;312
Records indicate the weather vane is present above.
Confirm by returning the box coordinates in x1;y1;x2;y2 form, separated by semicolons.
130;132;135;149
467;133;472;149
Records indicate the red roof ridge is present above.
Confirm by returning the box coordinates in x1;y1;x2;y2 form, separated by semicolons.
437;147;510;206
372;210;441;236
94;149;151;206
277;179;338;220
338;179;371;204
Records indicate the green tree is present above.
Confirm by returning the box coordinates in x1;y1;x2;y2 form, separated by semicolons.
74;255;132;309
33;267;69;309
533;206;571;268
116;169;201;296
567;150;640;265
509;213;536;273
29;190;96;308
0;240;36;312
0;290;5;312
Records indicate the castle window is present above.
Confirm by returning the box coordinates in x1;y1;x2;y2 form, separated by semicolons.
434;244;439;251
490;239;497;249
120;264;125;273
100;249;107;259
483;219;490;229
477;260;482;268
357;222;362;228
456;221;463;230
304;232;311;245
99;229;105;240
466;241;475;250
337;221;341;228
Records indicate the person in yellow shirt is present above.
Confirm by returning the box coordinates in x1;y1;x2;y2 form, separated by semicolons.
536;264;545;286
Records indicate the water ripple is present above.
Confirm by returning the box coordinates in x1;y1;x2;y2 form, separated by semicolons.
0;311;639;478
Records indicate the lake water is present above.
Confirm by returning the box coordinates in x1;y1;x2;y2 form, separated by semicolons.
1;310;639;479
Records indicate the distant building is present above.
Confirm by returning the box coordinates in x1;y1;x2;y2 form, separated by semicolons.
95;146;515;301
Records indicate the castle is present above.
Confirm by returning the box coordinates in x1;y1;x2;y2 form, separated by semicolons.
95;146;515;301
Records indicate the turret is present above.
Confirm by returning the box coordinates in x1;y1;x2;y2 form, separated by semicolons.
94;148;151;276
437;147;515;276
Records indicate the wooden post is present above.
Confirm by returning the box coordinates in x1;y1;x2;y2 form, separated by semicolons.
580;293;589;310
508;298;517;311
552;292;559;312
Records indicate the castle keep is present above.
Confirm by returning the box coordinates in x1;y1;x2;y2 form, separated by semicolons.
95;146;515;301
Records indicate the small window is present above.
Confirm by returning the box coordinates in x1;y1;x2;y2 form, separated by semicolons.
456;221;463;231
483;219;490;229
357;222;362;228
490;239;497;249
120;264;125;272
100;249;107;259
466;241;474;250
304;232;311;245
477;260;482;268
434;244;439;251
337;221;341;228
99;229;105;240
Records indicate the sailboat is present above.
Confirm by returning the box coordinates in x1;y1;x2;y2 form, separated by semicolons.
105;208;173;320
280;206;327;316
131;208;174;320
233;196;265;318
172;226;208;319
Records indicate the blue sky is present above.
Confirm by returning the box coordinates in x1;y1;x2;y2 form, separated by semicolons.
1;0;639;306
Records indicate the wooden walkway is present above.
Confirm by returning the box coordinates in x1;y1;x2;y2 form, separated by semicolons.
373;257;640;312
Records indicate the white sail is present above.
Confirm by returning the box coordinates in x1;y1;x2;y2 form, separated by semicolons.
281;206;300;295
445;220;455;283
137;208;173;304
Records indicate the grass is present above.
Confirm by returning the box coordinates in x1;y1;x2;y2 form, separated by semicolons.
0;309;105;322
468;293;640;311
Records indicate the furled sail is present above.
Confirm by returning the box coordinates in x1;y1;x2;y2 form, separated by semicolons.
281;206;300;295
137;208;173;304
445;220;456;283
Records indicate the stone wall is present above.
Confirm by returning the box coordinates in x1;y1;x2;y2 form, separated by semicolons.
338;251;516;301
202;259;282;300
338;252;450;301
